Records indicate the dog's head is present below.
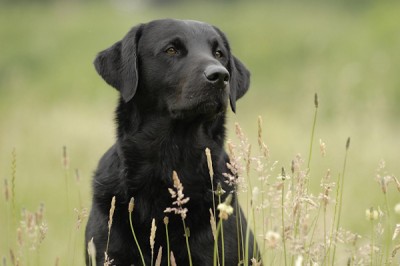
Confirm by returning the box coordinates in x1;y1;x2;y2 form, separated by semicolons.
94;19;250;119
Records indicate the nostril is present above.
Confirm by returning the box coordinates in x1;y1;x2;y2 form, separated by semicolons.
207;72;220;82
204;66;230;84
223;74;229;82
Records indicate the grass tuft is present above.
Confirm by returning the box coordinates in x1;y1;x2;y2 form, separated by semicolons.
2;95;399;265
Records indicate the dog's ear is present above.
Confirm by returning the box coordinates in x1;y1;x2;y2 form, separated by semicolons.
228;55;250;113
94;24;143;102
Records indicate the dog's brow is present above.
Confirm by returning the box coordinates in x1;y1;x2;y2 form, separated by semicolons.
209;38;221;49
159;36;186;48
170;37;185;46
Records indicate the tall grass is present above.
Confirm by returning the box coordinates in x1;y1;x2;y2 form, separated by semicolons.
1;95;400;265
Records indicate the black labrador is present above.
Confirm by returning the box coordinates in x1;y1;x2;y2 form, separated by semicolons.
85;19;260;265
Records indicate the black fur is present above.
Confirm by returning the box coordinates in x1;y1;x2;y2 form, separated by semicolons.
85;19;259;265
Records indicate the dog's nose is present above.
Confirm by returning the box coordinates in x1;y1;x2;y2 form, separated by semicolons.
204;66;230;86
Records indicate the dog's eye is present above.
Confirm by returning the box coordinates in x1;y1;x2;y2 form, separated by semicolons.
214;50;223;59
166;47;178;55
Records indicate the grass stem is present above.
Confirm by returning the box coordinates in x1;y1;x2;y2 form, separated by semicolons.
281;181;287;266
182;219;193;266
164;217;170;266
383;192;391;264
331;137;350;264
218;193;225;266
128;198;146;266
306;93;319;174
213;221;222;266
370;219;374;266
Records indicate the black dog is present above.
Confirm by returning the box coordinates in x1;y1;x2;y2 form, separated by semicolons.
85;19;259;265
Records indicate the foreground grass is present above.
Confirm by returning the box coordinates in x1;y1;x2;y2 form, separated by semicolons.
2;96;400;265
1;1;400;265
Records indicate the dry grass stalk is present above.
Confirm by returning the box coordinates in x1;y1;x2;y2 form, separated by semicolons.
11;148;17;211
17;205;48;251
62;146;69;170
74;207;88;230
257;115;269;159
319;139;326;157
105;196;116;264
163;216;170;265
127;197;146;265
108;196;116;231
4;179;9;202
205;148;214;181
164;171;192;265
155;246;162;266
251;257;262;266
103;252;113;266
87;238;96;266
205;147;218;244
392;244;400;260
209;209;217;240
170;251;177;266
9;249;17;266
150;218;157;266
392;224;400;241
164;171;190;219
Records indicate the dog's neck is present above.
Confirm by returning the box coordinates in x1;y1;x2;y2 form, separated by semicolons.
115;98;228;178
115;98;227;146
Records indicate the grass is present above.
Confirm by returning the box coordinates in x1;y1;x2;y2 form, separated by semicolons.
87;94;399;265
1;1;400;265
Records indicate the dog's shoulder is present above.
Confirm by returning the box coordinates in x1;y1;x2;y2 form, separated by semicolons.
92;144;125;201
96;144;120;174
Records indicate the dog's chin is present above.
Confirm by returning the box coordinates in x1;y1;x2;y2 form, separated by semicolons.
169;100;227;121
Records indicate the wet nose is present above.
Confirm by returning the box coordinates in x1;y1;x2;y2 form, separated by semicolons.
204;65;230;86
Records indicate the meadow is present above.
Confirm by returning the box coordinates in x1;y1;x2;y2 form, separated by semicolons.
1;1;399;265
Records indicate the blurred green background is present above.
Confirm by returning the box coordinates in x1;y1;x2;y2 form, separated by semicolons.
1;0;399;265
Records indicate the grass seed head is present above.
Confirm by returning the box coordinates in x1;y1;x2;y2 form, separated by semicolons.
251;258;262;266
108;196;116;230
3;179;9;202
62;146;69;170
392;224;400;240
257;115;263;148
394;203;400;215
392;245;400;260
155;246;163;266
17;227;23;247
205;148;214;181
319;139;326;157
164;171;190;219
217;194;233;220
209;209;217;240
215;182;225;196
128;197;134;213
170;251;177;266
150;218;157;252
163;216;169;225
346;137;351;150
365;207;379;221
392;176;400;192
264;231;281;249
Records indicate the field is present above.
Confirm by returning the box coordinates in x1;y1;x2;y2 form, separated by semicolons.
1;1;400;265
